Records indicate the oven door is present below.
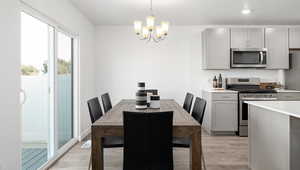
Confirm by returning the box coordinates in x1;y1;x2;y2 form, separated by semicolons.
231;48;267;68
239;100;249;126
239;97;278;126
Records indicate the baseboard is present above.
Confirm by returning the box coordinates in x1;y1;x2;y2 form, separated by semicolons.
79;127;91;141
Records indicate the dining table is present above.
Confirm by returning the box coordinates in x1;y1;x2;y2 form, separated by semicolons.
92;99;202;170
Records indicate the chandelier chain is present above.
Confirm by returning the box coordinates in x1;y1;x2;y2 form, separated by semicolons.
150;0;153;15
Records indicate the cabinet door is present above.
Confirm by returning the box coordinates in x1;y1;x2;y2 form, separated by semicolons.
202;28;230;69
265;28;289;69
231;28;247;48
289;28;300;49
231;28;264;48
212;101;238;131
247;28;265;48
278;92;300;101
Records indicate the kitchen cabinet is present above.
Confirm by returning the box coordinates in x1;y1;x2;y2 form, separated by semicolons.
289;27;300;49
202;90;238;135
277;91;300;101
212;101;238;131
231;28;265;48
265;28;289;69
202;28;230;70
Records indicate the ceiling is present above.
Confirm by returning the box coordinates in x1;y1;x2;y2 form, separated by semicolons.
70;0;300;25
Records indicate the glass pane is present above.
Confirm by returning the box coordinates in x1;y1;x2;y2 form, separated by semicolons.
21;12;52;169
57;31;73;148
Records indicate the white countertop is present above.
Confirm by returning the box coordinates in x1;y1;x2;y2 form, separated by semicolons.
246;101;300;118
203;89;238;93
276;89;300;93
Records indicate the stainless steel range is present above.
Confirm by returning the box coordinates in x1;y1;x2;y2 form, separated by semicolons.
227;78;278;137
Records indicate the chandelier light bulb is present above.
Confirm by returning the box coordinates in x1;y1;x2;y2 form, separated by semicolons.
156;26;163;38
146;15;155;31
142;27;149;38
134;21;142;34
161;21;169;35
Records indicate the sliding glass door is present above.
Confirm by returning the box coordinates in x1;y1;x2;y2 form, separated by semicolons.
21;12;53;169
21;11;76;170
56;31;74;149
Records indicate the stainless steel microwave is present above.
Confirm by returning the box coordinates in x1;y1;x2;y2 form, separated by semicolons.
231;48;267;68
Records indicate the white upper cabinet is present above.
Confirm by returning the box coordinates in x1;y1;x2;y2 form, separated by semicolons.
265;28;289;69
231;28;265;48
289;27;300;49
202;28;230;70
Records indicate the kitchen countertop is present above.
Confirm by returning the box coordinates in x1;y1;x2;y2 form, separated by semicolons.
276;89;300;93
203;89;238;93
245;101;300;119
204;89;300;93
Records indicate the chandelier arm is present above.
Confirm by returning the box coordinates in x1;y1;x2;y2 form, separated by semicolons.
146;33;151;42
137;34;147;40
152;34;161;43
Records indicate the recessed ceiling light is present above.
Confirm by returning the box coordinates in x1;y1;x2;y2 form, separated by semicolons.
241;9;252;15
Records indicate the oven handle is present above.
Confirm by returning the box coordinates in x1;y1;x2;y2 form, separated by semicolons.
241;98;278;101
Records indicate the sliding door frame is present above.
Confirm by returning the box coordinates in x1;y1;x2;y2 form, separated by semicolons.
21;2;80;169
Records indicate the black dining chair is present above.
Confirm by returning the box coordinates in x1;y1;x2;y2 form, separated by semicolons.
183;92;194;113
87;97;123;169
191;97;207;125
101;93;112;113
173;97;207;169
123;111;174;170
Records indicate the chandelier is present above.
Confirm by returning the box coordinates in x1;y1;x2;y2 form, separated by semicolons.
133;0;170;42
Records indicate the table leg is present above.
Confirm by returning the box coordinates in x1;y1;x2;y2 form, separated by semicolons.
92;128;103;170
190;129;202;170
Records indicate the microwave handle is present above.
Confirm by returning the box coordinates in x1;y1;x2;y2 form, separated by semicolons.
260;52;264;64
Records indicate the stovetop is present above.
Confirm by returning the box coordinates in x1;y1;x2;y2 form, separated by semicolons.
227;85;277;93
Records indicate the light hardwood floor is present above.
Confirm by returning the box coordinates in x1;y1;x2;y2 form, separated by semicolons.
49;132;249;170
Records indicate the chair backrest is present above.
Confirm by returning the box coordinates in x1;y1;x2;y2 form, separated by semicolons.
87;97;103;124
191;97;207;125
183;93;194;113
123;111;174;170
101;93;112;113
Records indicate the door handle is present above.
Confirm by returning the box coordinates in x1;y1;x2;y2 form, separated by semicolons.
20;89;27;105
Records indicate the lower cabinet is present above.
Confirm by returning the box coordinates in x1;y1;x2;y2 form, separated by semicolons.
202;90;238;135
212;101;238;131
278;92;300;101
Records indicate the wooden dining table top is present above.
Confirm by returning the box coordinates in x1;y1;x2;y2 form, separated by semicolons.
92;99;200;127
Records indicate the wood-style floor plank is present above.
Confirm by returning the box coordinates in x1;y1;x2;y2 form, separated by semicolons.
49;132;249;170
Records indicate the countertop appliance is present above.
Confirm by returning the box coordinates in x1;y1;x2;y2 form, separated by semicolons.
227;77;278;137
231;48;267;68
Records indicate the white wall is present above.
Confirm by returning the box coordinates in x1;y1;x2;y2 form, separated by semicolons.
21;0;96;138
0;0;21;170
95;26;279;105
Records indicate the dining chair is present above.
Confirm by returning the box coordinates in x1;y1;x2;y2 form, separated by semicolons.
123;111;174;170
173;97;207;169
101;93;112;113
183;92;194;113
87;97;123;170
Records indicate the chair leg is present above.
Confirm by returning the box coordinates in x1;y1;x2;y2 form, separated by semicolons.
201;144;207;170
88;152;92;170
